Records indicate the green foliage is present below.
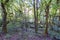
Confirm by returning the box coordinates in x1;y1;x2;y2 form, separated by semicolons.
0;0;60;39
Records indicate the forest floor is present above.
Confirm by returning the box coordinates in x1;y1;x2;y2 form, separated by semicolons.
0;27;54;40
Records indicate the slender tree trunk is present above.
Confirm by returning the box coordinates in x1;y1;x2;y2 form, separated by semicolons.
45;5;49;35
33;0;38;33
59;9;60;21
45;0;52;36
1;1;7;33
57;0;60;21
36;0;39;32
1;3;7;33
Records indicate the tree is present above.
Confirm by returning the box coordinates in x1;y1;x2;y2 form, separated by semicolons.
45;0;52;36
1;0;9;33
57;0;60;21
33;0;38;33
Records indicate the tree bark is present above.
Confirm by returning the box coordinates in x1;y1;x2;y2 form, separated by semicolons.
45;0;52;36
57;0;60;21
1;2;7;33
45;5;49;35
59;9;60;21
33;0;38;33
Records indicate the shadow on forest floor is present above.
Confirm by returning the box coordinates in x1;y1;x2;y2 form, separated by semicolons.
0;27;54;40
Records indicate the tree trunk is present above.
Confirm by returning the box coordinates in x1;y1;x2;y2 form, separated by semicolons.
33;0;38;33
59;9;60;21
45;0;52;36
1;2;7;33
57;0;60;21
45;5;49;35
